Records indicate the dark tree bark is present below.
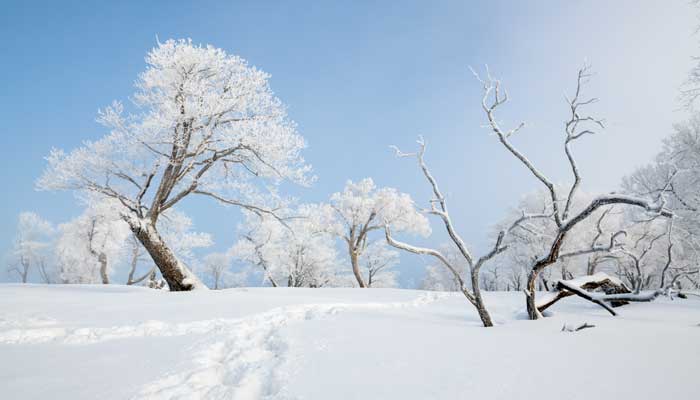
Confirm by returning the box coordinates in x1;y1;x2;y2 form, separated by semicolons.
98;253;109;284
128;219;202;291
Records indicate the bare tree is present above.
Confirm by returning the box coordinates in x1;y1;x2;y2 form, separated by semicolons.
473;65;672;319
384;138;540;327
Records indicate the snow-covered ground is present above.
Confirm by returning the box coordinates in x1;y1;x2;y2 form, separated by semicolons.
0;284;698;399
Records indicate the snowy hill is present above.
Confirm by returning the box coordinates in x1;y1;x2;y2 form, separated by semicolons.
0;285;698;400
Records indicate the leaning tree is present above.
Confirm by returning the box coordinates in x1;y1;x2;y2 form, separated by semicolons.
38;39;311;290
473;65;673;319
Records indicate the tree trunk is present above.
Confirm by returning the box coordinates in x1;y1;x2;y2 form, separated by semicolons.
470;268;493;327
525;268;541;320
98;253;109;284
126;237;140;285
128;218;206;291
350;249;367;288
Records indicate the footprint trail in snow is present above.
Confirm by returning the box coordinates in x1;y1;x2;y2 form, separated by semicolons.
133;292;449;400
0;292;449;399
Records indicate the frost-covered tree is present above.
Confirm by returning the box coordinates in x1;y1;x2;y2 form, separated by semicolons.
360;241;399;288
157;209;213;265
7;212;54;283
55;199;131;284
614;216;672;292
420;265;453;291
621;116;700;290
418;245;469;292
124;233;153;286
232;204;341;288
492;189;628;290
197;252;245;289
231;217;279;287
55;199;211;286
200;252;230;290
37;39;310;291
327;178;430;288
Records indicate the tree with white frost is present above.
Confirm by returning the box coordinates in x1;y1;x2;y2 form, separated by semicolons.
418;244;469;292
55;199;131;284
360;241;399;288
492;189;627;290
327;178;430;288
37;39;310;291
200;253;229;290
231;214;279;287
124;233;153;286
232;205;342;288
621;116;700;290
420;265;454;291
473;64;673;319
7;212;54;283
197;252;244;290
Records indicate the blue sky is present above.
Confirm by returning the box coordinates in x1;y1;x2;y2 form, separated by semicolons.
1;0;697;286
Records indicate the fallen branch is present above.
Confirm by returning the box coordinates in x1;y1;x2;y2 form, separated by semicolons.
594;290;662;302
537;273;666;316
557;280;618;316
562;322;596;332
537;272;631;313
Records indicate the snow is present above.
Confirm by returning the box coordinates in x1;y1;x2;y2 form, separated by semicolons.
565;271;625;288
1;284;698;399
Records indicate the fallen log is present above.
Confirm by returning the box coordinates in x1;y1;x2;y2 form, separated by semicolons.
557;280;618;316
537;272;632;314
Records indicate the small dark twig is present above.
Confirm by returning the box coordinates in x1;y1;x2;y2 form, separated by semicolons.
561;322;596;332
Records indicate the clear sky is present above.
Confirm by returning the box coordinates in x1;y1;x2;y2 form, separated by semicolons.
1;0;697;286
